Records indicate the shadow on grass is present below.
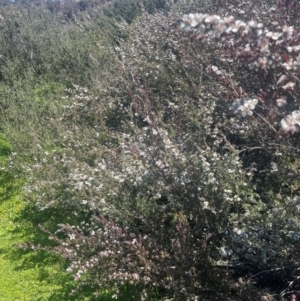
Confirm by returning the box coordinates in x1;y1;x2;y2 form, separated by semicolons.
0;171;19;203
0;136;91;300
7;206;82;300
9;203;162;301
0;175;80;300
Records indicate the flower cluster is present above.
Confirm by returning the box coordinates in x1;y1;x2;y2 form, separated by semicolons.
180;13;297;74
181;13;263;38
281;110;300;133
180;10;300;140
230;98;258;117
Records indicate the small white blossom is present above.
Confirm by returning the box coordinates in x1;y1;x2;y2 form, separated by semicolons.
68;233;76;240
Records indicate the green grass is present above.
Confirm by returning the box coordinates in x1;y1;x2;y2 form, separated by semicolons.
0;133;80;301
0;175;73;301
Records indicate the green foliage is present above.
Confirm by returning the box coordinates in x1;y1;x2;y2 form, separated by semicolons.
33;81;65;104
104;0;168;23
0;1;175;299
19;2;252;298
2;0;300;300
0;136;78;301
0;133;12;157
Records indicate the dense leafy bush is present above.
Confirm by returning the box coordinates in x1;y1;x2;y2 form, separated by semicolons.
0;0;169;162
3;0;300;300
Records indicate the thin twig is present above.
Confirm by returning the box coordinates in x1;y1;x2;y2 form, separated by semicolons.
254;111;277;133
247;266;287;282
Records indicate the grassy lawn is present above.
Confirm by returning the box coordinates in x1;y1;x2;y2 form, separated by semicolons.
0;174;75;301
0;133;78;301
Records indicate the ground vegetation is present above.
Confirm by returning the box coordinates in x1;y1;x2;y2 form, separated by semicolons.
1;0;300;300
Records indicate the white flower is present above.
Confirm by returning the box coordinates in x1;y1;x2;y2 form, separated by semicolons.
68;233;76;240
246;98;258;109
152;129;158;135
230;98;257;117
270;162;278;172
233;228;242;235
282;25;294;37
281;114;300;133
266;31;282;40
220;246;232;257
240;103;253;117
292;110;300;125
276;97;287;107
229;98;242;114
277;74;288;86
248;20;258;28
143;116;152;124
211;65;218;72
282;81;296;93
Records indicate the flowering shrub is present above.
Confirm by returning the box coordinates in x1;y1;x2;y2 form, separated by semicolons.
180;5;300;136
15;0;300;300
